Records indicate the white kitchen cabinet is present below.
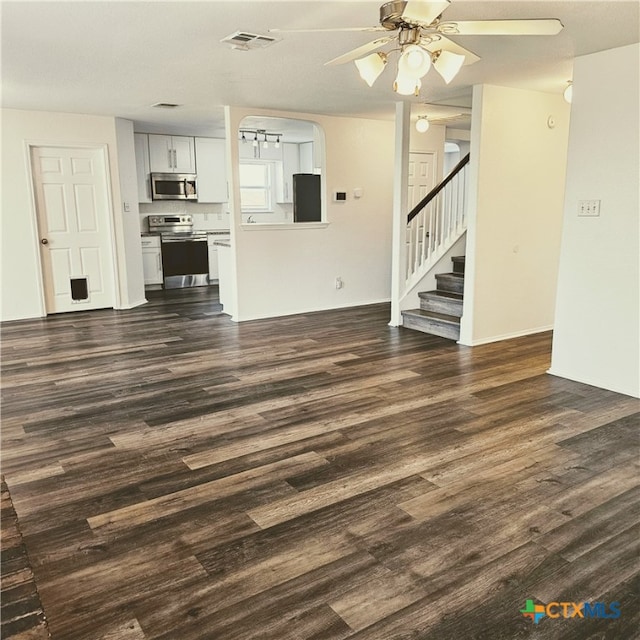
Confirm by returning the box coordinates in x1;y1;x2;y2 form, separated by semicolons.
238;142;258;160
148;134;195;173
207;234;219;281
259;143;283;161
195;137;227;203
141;235;163;286
277;143;300;203
134;133;152;203
238;141;283;161
299;142;314;174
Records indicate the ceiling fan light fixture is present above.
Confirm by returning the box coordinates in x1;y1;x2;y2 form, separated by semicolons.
563;82;573;103
415;116;430;133
393;73;421;96
398;44;431;79
432;49;465;84
354;52;388;87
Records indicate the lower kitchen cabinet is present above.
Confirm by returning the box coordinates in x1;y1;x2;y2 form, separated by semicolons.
207;236;219;282
207;233;230;282
141;235;163;286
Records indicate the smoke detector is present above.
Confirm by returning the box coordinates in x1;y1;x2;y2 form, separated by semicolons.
221;31;280;51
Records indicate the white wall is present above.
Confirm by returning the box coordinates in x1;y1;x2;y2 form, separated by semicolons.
225;107;395;321
460;85;571;345
550;43;640;398
114;118;146;308
0;109;145;321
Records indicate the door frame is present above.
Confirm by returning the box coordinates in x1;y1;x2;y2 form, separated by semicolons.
25;142;121;316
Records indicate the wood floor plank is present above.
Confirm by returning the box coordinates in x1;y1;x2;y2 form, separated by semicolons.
1;289;638;640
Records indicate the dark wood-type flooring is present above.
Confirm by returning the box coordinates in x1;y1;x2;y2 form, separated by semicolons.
1;286;639;640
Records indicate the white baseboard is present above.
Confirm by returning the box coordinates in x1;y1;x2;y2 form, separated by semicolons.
234;298;391;323
457;325;554;346
546;367;640;399
115;298;148;310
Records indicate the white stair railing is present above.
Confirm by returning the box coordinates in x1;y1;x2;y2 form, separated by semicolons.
405;154;469;288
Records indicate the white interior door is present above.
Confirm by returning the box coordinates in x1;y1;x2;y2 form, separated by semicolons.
408;152;437;211
31;146;115;314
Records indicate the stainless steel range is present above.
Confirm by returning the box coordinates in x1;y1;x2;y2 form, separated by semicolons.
148;215;209;289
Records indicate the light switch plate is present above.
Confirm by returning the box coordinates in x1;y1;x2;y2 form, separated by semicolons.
578;200;601;217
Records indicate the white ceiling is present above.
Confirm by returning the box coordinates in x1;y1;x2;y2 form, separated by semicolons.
2;1;639;136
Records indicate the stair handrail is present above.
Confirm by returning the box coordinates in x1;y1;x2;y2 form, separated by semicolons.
407;153;470;224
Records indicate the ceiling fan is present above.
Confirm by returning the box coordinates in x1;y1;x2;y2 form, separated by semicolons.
271;0;563;95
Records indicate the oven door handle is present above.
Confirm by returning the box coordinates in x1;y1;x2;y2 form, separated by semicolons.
161;237;207;243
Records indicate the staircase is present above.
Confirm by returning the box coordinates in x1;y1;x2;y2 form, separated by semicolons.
401;255;465;341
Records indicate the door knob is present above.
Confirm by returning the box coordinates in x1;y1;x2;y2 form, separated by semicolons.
41;238;49;245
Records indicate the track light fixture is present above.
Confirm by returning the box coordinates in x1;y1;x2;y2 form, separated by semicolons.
239;129;284;148
354;42;465;95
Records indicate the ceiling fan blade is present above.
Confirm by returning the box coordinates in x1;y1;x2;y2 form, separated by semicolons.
421;35;480;65
269;26;385;34
438;19;564;36
325;36;396;66
402;0;451;26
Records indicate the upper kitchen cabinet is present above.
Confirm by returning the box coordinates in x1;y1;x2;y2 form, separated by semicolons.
195;137;227;203
238;142;283;161
148;134;195;173
299;142;314;174
134;133;152;203
277;143;300;204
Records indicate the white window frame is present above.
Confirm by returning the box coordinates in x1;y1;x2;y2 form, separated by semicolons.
239;160;274;213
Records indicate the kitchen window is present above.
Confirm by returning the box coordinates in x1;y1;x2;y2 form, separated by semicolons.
239;162;272;212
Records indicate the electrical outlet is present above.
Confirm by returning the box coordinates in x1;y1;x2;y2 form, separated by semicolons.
335;277;344;290
578;200;601;217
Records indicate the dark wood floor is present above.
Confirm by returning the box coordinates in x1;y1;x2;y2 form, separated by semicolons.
1;286;639;640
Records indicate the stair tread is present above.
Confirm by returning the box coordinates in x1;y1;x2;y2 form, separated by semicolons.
419;290;463;301
436;272;464;279
452;255;465;261
402;309;461;325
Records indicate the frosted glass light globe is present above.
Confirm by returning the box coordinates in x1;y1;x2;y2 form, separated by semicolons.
398;45;431;79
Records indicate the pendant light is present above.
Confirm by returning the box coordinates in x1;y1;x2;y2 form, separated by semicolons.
263;133;269;149
415;116;430;133
563;82;573;103
252;132;258;148
275;135;281;149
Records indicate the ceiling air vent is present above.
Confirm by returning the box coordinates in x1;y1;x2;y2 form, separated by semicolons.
221;31;280;51
152;103;180;109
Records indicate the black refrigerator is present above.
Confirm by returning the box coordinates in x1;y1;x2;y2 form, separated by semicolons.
293;174;321;222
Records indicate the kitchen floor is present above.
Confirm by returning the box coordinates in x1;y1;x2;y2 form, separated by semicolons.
1;294;639;640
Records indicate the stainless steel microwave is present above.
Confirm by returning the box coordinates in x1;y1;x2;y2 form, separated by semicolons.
151;173;198;201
